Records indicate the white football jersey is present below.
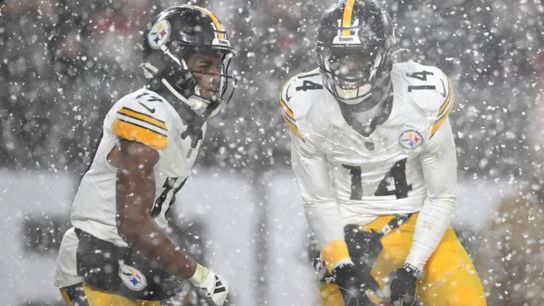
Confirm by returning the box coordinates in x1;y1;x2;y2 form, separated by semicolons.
71;87;204;245
55;88;205;287
282;61;457;269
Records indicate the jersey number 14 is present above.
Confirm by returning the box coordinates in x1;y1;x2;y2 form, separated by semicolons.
342;158;413;200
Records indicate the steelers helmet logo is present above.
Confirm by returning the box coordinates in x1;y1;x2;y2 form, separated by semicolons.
399;129;424;149
147;19;171;50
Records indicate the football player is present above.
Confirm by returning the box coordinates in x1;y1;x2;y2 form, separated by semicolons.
280;1;487;305
54;5;235;306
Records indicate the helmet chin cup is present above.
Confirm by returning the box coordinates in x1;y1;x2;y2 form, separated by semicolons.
141;62;159;79
162;78;211;115
207;103;222;118
335;83;372;105
187;95;212;115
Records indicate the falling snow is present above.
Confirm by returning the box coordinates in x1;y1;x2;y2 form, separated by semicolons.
0;0;543;305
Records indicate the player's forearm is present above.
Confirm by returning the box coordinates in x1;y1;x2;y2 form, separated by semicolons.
118;214;197;279
408;119;457;271
304;201;345;248
291;135;349;270
405;196;455;271
304;201;351;271
116;153;197;279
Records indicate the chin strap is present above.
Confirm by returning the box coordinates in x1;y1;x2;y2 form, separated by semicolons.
339;83;393;138
141;62;159;79
161;78;216;115
142;64;219;117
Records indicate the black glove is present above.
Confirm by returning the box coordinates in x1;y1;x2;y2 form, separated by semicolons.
334;263;378;306
344;225;383;268
390;263;419;306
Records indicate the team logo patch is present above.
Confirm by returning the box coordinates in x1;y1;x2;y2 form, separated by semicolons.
119;262;147;291
147;19;171;50
399;129;424;149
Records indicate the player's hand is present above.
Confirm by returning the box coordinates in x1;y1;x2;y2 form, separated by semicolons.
189;265;229;306
334;262;378;306
390;264;418;306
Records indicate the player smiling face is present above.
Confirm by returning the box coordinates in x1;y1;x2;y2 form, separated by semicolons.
186;50;224;101
323;47;381;97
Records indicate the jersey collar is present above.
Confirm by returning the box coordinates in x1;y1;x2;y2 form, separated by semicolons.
338;82;394;137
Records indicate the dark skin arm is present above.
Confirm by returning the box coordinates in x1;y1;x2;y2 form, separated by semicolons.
115;139;196;279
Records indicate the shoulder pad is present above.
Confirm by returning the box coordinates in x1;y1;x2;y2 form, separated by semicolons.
279;69;323;138
394;62;454;138
111;89;170;150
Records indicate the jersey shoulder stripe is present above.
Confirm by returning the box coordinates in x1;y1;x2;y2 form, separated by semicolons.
279;69;322;139
279;74;302;138
111;118;168;150
279;96;295;121
110;89;171;150
430;78;454;138
117;107;167;131
282;114;303;139
393;61;455;138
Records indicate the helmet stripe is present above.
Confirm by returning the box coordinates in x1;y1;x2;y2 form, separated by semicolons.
341;0;357;36
197;6;226;39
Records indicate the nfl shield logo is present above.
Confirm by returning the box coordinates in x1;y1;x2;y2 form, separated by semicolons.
399;129;424;149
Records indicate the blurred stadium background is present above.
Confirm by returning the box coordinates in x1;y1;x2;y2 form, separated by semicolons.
0;0;543;305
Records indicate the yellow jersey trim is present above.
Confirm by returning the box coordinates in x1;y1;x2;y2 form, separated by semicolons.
430;80;455;138
283;115;303;140
117;107;167;131
436;79;454;118
112;119;168;150
279;98;295;121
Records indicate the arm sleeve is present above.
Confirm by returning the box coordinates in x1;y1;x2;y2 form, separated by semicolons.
405;118;457;271
291;134;351;270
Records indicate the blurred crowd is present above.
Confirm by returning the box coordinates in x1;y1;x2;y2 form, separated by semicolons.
1;0;154;173
1;0;543;177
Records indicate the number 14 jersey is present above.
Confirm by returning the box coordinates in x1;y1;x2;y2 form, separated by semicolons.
281;61;457;232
